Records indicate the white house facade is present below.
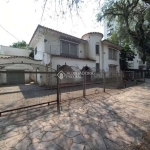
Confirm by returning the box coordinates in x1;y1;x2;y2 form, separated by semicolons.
29;25;121;74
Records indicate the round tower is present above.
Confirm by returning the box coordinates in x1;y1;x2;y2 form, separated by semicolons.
82;32;103;60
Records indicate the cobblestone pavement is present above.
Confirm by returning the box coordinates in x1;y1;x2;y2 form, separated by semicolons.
0;80;150;150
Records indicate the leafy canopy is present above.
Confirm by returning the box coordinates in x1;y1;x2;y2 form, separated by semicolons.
97;0;150;63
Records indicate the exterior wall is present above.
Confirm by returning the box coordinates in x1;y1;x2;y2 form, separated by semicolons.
78;43;86;58
45;33;60;55
0;57;41;65
82;33;103;70
34;35;45;60
51;57;95;70
0;45;31;57
103;45;120;71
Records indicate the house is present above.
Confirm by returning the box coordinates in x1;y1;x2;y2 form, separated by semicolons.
29;25;121;76
0;46;41;85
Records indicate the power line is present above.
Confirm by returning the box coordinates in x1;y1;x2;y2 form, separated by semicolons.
0;24;19;41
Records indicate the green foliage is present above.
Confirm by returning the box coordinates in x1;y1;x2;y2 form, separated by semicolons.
97;0;150;63
10;40;28;49
10;40;34;59
120;45;136;70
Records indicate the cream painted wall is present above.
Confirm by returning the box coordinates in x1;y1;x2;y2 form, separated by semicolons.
82;33;103;70
34;35;45;60
103;45;120;71
0;45;31;57
44;32;86;59
44;33;60;55
51;56;95;70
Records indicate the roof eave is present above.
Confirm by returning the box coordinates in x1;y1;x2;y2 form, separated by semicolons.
102;40;122;50
29;25;87;47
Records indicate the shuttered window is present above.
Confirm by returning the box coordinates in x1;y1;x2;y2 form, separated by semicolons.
70;43;77;56
62;41;69;55
109;48;117;60
61;40;78;57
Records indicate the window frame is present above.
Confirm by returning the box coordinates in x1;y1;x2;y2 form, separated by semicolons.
108;47;117;60
95;44;99;55
60;40;78;57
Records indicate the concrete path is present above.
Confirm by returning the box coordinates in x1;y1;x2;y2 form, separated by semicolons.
0;79;150;150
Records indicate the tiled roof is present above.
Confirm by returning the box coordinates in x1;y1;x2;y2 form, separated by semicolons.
0;56;41;61
51;54;95;62
29;25;87;46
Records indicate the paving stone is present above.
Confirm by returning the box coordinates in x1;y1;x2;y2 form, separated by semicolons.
71;143;84;150
43;126;60;132
83;134;100;150
73;134;85;143
28;141;61;150
15;137;31;150
29;124;43;133
0;130;19;141
42;131;60;141
88;129;106;150
0;140;5;149
84;145;91;150
54;134;72;150
104;138;121;150
5;134;26;148
79;125;90;135
4;125;18;133
31;138;40;143
29;129;42;139
18;126;29;134
64;131;80;138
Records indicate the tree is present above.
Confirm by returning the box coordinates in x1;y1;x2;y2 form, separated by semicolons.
97;0;150;63
10;40;28;49
119;45;136;70
10;41;34;59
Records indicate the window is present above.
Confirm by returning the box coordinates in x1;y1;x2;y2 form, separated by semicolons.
35;47;37;55
96;63;100;72
95;45;99;55
61;41;78;57
109;48;117;60
61;41;69;55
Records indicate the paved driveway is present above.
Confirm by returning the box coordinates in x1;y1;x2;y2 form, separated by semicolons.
0;80;150;149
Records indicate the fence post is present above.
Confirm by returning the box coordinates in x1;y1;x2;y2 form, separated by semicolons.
116;71;118;89
83;73;86;97
57;65;60;114
103;71;106;92
143;71;145;82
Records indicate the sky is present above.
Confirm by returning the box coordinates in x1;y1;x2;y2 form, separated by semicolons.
0;0;104;46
